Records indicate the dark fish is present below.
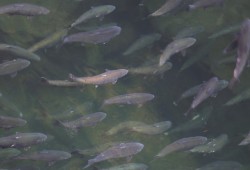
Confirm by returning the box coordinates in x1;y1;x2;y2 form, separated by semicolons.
131;121;172;135
0;115;26;129
173;26;205;40
0;44;41;61
0;3;50;16
155;136;207;158
129;62;172;75
58;112;107;130
196;161;243;170
40;77;83;87
184;77;220;116
69;69;128;86
0;148;21;160
83;142;144;169
229;19;250;88
224;88;250;106
102;93;155;107
0;59;30;76
100;163;148;170
63;26;121;45
15;150;71;162
0;132;47;148
189;0;224;10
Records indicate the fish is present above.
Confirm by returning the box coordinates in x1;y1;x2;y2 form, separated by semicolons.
165;106;213;136
0;3;50;16
155;136;207;158
173;26;205;40
131;121;172;135
0;44;41;61
196;161;243;170
70;5;116;28
190;134;228;153
105;121;147;136
0;148;21;160
184;77;220;116
40;77;83;87
63;26;121;45
189;0;224;10
57;112;107;131
15;150;71;163
228;19;250;88
159;37;196;66
238;131;250;145
224;88;250;106
100;163;148;170
28;28;69;53
0;115;27;129
0;59;30;77
102;93;155;107
0;132;47;148
149;0;183;17
129;62;172;75
122;33;162;56
69;69;128;86
208;24;240;39
83;142;144;169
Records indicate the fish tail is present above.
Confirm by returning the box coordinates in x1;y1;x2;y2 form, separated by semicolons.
228;77;239;89
184;108;192;116
68;73;77;81
83;160;94;169
40;77;48;84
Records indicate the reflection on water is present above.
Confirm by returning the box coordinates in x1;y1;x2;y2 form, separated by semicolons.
0;0;250;169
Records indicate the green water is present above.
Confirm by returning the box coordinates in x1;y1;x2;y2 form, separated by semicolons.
0;0;250;169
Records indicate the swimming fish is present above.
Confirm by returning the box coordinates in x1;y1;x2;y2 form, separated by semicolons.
0;59;30;76
189;0;224;10
0;115;27;129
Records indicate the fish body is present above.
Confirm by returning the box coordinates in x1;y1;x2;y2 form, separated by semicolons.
229;19;250;88
41;77;83;87
69;69;128;85
0;148;21;160
159;37;196;66
129;62;172;75
155;136;207;158
63;26;121;45
208;24;240;39
106;121;147;136
196;161;243;170
0;3;49;16
102;93;155;107
149;0;183;17
15;150;71;162
100;163;148;170
173;26;204;40
28;28;69;53
0;132;47;148
131;121;172;135
239;131;250;145
71;5;116;28
123;33;162;56
190;134;228;153
84;142;144;169
59;112;107;130
189;0;224;10
0;115;26;129
0;44;41;61
0;59;30;76
224;88;250;106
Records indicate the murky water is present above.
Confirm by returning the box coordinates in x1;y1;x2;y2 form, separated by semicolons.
0;0;250;169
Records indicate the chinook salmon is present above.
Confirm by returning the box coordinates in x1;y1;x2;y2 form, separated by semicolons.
83;142;144;169
189;0;224;10
69;69;128;86
0;59;30;76
0;3;50;16
0;115;27;129
40;77;83;87
129;62;172;75
239;131;250;146
100;163;148;170
131;121;172;135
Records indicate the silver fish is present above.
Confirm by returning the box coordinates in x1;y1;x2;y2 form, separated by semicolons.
129;62;172;75
131;121;172;135
71;5;116;28
196;161;243;170
173;26;205;40
123;33;162;56
229;19;250;88
100;163;148;170
0;115;27;129
184;77;220;116
63;26;121;45
159;37;196;66
189;0;224;10
40;77;83;87
149;0;183;17
0;148;21;160
69;69;128;85
83;142;144;169
208;24;240;39
239;131;250;146
0;59;30;76
15;150;71;162
102;93;155;107
155;136;207;158
58;112;107;130
0;132;47;148
0;44;41;61
0;3;49;16
190;134;228;153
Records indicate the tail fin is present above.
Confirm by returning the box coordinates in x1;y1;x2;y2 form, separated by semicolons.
68;73;76;81
228;77;239;89
40;77;49;83
184;108;192;116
